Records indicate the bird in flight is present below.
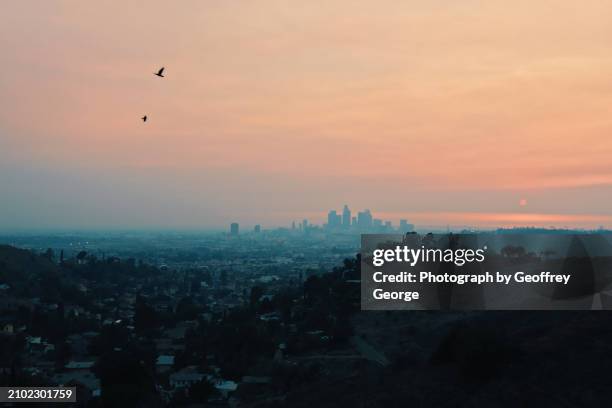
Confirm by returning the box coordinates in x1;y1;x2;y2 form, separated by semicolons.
154;67;165;77
142;115;147;122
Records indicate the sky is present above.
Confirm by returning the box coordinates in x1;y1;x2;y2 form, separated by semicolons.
1;1;612;230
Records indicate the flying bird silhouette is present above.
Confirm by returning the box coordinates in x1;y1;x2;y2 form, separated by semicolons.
142;115;147;122
154;67;165;77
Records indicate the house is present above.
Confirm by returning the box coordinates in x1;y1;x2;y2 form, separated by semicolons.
238;376;274;399
65;361;95;374
54;371;101;400
66;334;90;357
1;323;14;335
214;379;238;398
156;355;175;373
33;360;55;375
241;376;271;385
169;366;206;388
26;336;43;352
164;320;197;340
259;312;280;322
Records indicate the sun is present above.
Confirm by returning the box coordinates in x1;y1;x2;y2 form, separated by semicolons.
519;198;528;207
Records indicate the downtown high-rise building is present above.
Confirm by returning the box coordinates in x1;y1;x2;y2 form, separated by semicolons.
327;210;342;229
357;209;373;230
342;205;351;228
230;222;239;235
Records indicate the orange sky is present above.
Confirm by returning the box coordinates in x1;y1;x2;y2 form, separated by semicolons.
1;1;612;229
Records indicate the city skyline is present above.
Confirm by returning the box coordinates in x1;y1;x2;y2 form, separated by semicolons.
2;204;612;232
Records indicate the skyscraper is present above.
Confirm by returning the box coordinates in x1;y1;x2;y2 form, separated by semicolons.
357;209;373;230
342;205;351;228
230;222;239;235
327;210;341;229
254;224;261;233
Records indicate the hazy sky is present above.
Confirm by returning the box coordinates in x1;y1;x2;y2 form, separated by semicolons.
2;1;612;229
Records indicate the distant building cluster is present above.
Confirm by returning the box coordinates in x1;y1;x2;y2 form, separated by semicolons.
228;205;415;235
324;205;413;232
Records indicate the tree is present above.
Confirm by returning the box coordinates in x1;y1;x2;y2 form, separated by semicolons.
55;341;72;369
250;286;264;308
176;297;199;321
189;379;218;403
89;325;130;355
94;351;161;407
134;297;160;334
43;248;55;261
